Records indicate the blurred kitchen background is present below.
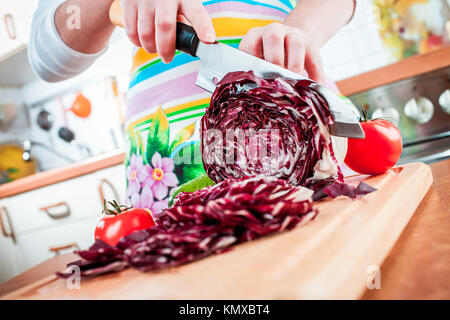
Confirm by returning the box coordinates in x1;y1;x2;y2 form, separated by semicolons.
0;0;449;283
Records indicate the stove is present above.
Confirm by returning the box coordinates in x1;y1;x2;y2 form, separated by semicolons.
349;66;450;164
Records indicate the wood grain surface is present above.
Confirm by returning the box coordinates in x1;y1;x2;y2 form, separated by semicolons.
0;162;438;300
362;159;450;299
336;45;450;96
0;151;124;199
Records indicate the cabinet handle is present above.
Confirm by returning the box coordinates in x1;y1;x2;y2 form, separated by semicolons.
4;13;16;40
98;178;120;205
39;202;71;219
0;206;16;243
49;243;80;256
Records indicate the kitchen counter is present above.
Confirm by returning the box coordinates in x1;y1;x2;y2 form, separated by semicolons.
0;159;448;299
0;150;124;198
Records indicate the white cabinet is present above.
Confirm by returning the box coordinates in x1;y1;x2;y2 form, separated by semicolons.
0;164;126;283
0;0;38;61
5;171;104;235
17;217;99;269
0;205;25;284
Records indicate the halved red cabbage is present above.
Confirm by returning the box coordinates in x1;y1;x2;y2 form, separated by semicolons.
201;71;342;189
57;176;316;278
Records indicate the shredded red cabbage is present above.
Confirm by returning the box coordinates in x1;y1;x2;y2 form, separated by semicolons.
57;176;316;279
201;71;342;189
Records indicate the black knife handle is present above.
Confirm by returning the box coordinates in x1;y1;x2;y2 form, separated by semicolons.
176;22;199;57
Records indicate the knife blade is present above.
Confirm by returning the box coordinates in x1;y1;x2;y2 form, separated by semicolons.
176;23;364;139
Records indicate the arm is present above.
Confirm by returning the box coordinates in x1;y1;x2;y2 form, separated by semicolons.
284;0;356;48
29;0;215;82
239;0;357;84
29;0;115;82
54;0;115;54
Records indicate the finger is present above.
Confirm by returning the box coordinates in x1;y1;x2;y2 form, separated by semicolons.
305;50;327;85
138;2;156;53
177;13;190;25
285;32;305;74
155;0;178;63
239;28;263;58
123;1;141;47
262;24;285;67
180;0;215;43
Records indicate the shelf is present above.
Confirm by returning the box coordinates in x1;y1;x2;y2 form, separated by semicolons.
337;45;450;96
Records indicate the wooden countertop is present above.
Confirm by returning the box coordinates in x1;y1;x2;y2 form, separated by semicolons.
361;159;450;299
336;45;450;96
0;150;125;199
0;160;448;299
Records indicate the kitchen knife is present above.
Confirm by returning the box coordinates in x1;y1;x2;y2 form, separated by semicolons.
109;1;364;139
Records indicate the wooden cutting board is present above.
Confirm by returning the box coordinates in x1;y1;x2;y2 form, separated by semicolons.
2;162;432;300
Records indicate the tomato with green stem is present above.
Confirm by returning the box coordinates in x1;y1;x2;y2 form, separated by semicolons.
344;110;403;175
94;200;156;246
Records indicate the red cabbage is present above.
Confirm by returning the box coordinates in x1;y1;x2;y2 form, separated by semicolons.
201;71;342;189
57;176;316;278
312;181;377;201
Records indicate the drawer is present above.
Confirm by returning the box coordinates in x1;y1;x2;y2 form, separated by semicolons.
4;171;104;234
17;217;98;269
95;164;126;205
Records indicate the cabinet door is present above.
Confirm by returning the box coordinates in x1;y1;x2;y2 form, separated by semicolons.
0;0;39;60
16;217;99;270
0;204;25;284
5;171;104;235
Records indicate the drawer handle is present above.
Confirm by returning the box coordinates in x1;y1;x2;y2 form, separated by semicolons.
0;206;16;243
4;13;17;40
40;202;71;219
49;243;80;256
98;178;120;205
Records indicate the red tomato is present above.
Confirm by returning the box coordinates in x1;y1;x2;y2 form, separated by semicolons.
95;201;155;246
345;119;403;175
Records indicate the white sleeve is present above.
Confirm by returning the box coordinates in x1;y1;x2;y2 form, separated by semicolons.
28;0;107;82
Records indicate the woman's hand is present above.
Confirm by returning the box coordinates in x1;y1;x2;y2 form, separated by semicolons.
122;0;216;63
239;23;326;84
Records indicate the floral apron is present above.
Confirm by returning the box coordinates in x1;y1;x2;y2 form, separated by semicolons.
125;0;297;215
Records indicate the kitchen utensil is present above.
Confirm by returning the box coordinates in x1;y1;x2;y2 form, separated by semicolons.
0;144;37;185
58;127;75;143
2;162;432;299
56;96;77;144
69;92;92;118
109;0;364;139
37;110;53;131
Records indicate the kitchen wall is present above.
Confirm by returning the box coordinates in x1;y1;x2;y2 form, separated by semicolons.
321;0;449;81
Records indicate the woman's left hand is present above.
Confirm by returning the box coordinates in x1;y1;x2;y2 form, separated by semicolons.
239;23;326;84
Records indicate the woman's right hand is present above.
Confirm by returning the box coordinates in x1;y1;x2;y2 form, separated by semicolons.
122;0;216;63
